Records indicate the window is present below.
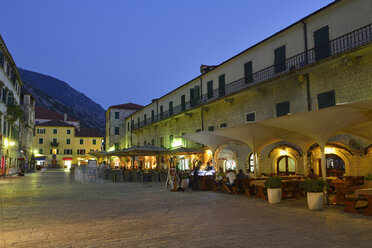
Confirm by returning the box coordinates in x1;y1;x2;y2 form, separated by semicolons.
80;139;84;145
114;127;119;135
194;86;200;105
207;80;213;99
314;25;330;61
64;149;72;155
169;101;173;116
277;156;295;174
244;61;253;84
39;149;43;154
208;126;214;132
249;154;255;172
144;114;147;125
246;112;256;122
182;132;187;147
160;137;164;147
196;129;201;133
160;105;163;119
151;110;155;122
52;138;57;143
37;128;46;134
218;74;225;97
151;139;155;146
66;139;70;145
127;122;130;131
318;90;335;109
77;149;85;155
39;138;43;144
220;123;227;128
190;88;195;107
2;88;7;103
181;95;186;111
50;149;53;155
115;143;119;150
137;117;140;126
93;139;96;145
274;45;286;73
144;141;147;146
53;129;57;134
114;111;120;119
276;101;290;117
67;129;71;134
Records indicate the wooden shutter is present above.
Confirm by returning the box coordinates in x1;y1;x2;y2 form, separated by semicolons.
219;74;225;97
276;101;290;117
181;95;186;111
318;90;335;109
274;46;286;73
314;25;330;61
190;88;195;107
207;81;213;99
244;61;253;84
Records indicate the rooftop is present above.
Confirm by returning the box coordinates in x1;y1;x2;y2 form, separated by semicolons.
35;106;78;122
108;103;144;111
75;128;104;137
35;120;75;127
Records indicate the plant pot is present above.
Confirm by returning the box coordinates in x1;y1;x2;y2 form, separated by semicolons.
267;188;282;204
181;179;189;189
307;192;324;210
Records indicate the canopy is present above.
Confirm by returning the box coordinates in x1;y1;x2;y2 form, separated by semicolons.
182;132;242;153
169;147;205;155
112;145;169;157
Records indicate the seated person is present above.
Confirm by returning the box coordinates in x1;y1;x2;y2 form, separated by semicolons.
206;162;213;171
225;170;236;190
215;167;226;191
236;169;246;179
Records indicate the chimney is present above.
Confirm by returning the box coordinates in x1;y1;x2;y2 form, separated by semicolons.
63;113;67;122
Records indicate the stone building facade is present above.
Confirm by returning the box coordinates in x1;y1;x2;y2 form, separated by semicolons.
120;0;372;177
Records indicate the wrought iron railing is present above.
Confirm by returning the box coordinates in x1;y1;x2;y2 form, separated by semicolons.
133;23;372;130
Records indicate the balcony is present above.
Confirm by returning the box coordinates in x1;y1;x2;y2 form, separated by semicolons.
132;23;372;131
50;142;59;147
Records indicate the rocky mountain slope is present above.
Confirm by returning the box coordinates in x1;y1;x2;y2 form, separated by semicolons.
18;68;105;133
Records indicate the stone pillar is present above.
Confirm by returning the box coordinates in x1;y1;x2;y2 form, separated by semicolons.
303;153;308;176
320;146;327;180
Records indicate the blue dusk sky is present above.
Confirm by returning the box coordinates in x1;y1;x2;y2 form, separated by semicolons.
1;0;334;110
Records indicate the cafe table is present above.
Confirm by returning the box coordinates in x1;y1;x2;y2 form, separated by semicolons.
354;188;372;216
250;180;266;199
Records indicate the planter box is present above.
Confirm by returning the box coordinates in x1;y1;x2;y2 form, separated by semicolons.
181;179;190;189
267;188;282;204
307;192;324;210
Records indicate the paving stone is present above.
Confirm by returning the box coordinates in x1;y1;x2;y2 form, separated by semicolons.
0;169;372;247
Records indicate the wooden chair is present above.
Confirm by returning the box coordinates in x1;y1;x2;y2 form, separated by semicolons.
343;196;368;214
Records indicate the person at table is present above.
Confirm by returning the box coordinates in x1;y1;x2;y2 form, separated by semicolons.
206;161;213;171
215;167;226;191
307;168;318;180
193;162;201;190
225;170;237;190
236;169;246;180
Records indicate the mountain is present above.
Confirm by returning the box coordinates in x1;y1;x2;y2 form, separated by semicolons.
18;68;105;133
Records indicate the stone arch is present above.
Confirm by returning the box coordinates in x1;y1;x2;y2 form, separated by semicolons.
215;142;251;171
270;148;300;174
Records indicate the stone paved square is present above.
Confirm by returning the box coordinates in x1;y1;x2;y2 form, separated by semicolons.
0;169;371;248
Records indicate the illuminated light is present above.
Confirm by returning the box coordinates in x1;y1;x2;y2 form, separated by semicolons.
280;149;287;156
325;147;334;154
9;141;15;146
206;150;212;155
4;139;9;147
108;146;115;152
34;149;38;155
171;138;183;148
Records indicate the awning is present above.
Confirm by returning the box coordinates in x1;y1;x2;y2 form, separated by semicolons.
63;157;73;161
35;157;45;161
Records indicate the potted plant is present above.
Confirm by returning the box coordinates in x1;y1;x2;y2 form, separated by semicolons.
301;179;327;210
181;173;190;189
264;176;282;204
365;173;372;187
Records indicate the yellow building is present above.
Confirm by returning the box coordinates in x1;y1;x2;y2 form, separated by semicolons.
118;0;372;178
33;120;103;168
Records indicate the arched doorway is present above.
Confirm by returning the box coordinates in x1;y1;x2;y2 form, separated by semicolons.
326;154;345;177
277;156;295;174
248;153;255;173
217;149;237;172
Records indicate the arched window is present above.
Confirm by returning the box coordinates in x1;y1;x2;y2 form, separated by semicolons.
249;153;254;172
277;156;295;174
326;154;345;177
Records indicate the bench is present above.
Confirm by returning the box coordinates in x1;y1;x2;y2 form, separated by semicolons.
343;196;368;214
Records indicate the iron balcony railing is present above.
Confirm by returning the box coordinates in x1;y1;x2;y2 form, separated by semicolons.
50;142;59;146
132;23;372;130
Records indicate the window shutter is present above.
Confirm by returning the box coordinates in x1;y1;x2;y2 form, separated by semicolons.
318;90;335;109
219;74;225;97
314;25;330;61
244;61;253;84
274;46;286;73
